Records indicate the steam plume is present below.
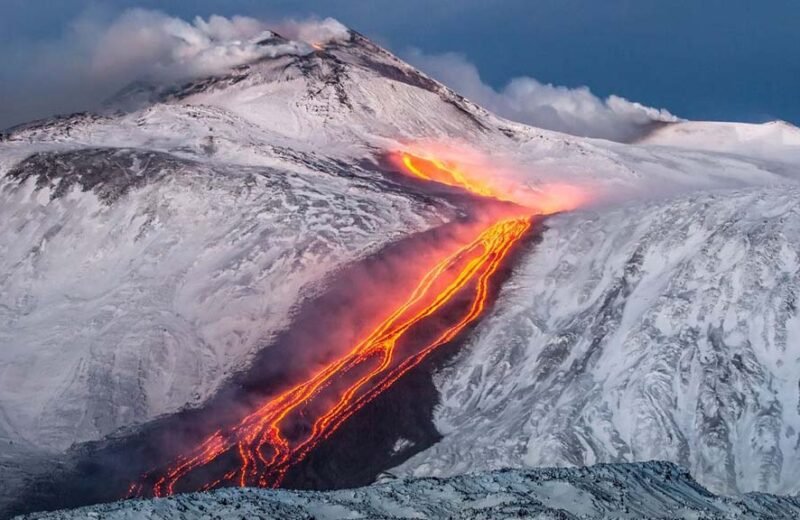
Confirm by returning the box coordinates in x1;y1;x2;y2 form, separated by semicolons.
405;49;680;142
0;10;347;129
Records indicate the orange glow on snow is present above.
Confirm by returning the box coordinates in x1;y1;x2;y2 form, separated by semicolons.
397;153;503;200
130;144;587;497
390;149;588;215
130;216;530;496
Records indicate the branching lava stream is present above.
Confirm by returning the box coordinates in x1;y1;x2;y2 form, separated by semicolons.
129;150;559;497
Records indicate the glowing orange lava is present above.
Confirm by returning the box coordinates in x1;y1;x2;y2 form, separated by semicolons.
129;147;579;498
393;152;510;201
391;151;588;214
130;216;530;497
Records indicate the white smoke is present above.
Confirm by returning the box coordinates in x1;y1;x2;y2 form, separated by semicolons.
405;50;680;142
84;10;310;82
0;7;675;139
278;17;351;47
0;10;350;129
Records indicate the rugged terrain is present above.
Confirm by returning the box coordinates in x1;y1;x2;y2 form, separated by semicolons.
397;186;800;495
17;462;800;520
3;20;800;517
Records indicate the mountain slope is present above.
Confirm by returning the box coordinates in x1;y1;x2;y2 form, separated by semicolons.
397;186;800;495
0;147;450;453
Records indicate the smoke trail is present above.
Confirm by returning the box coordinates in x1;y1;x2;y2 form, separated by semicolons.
0;10;349;129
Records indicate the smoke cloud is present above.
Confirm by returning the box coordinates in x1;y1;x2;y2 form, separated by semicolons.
0;10;348;129
0;6;675;141
404;50;680;142
278;17;350;46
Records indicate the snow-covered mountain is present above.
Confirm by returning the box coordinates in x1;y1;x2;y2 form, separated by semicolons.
3;19;800;516
16;462;800;520
1;29;483;455
396;187;800;496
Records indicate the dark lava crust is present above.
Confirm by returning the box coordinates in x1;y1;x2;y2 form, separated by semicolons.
4;214;543;519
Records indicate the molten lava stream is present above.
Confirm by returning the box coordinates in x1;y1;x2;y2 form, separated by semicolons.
398;153;506;200
132;215;532;497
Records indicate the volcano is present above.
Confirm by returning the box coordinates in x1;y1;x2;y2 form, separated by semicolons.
3;20;800;519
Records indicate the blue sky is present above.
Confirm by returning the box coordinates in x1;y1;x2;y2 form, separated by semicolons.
2;0;799;127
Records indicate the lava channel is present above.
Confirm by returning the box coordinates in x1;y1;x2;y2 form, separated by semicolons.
130;150;548;498
391;151;512;202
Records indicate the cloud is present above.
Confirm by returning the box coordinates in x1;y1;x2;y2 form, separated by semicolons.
0;10;349;129
404;50;680;142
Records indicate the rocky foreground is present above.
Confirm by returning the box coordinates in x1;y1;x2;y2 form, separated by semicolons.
17;461;800;519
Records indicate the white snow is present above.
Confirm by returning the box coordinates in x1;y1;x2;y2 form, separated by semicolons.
0;149;446;452
3;22;800;511
397;187;800;495
640;120;800;163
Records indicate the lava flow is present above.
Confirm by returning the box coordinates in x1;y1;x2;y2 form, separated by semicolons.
392;152;512;202
130;150;545;498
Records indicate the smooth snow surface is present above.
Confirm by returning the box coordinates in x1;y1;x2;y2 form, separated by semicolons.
641;120;800;162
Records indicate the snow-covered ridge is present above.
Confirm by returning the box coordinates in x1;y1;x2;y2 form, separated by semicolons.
16;462;800;520
398;186;800;495
640;120;800;162
4;29;799;201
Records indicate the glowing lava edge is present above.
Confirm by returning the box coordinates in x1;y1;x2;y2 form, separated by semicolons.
129;153;538;497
